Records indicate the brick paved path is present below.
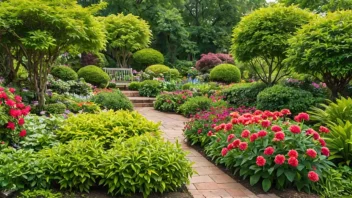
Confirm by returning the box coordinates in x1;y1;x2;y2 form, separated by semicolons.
136;107;279;198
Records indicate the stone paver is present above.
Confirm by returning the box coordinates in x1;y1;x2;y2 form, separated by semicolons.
135;107;275;198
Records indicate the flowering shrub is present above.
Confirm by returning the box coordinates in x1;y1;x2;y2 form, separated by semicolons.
0;87;31;145
154;90;193;112
203;110;333;193
195;53;234;73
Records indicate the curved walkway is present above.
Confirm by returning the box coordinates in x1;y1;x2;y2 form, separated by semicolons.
136;107;279;198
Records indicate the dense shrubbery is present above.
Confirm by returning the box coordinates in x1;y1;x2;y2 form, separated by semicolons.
145;64;171;77
51;66;78;81
77;65;110;88
196;53;234;73
91;89;133;111
154;90;193;112
209;64;241;83
222;83;267;107
177;96;227;117
44;103;66;114
128;81;141;90
133;48;164;71
139;80;161;97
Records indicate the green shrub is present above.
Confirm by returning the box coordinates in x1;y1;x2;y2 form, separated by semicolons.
177;96;213;117
56;110;161;145
132;48;164;71
257;85;315;115
77;65;110;88
67;102;81;113
154;91;193;112
19;189;62;198
51;66;78;81
145;64;170;77
67;78;92;96
222;83;267;107
97;134;193;197
128;81;141;90
209;64;241;83
166;68;180;80
107;82;117;89
47;74;71;93
139;80;161;97
182;83;192;90
44;103;66;114
91;90;133;111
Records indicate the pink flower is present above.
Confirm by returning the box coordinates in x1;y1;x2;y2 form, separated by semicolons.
9;109;21;118
221;148;229;156
19;129;26;137
9;88;15;93
319;138;326;146
288;149;298;158
256;156;266;166
288;157;299;167
294;112;310;122
261;120;271;128
232;139;241;148
306;128;316;136
7;121;15;130
281;109;291;115
264;146;275;155
258;130;267;137
250;133;258;142
18;117;25;126
308;171;319;182
312;132;320;140
227;134;235;142
5;99;16;107
239;142;248;151
319;126;330;133
274;154;285;165
306;149;317;158
14;95;22;102
271;125;282;132
274;132;285;141
321;147;330;157
207;131;213;136
289;125;301;134
227;143;234;150
241;130;250;138
225;123;233;131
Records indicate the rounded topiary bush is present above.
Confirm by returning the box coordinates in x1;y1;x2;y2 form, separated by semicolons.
128;82;141;91
145;64;170;77
133;48;164;71
77;65;110;88
256;85;315;115
51;66;78;81
210;64;241;83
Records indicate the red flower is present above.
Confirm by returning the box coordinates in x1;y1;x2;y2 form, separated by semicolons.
207;131;213;136
261;120;271;128
14;95;22;102
321;147;330;157
274;154;285;165
319;126;330;133
256;156;266;166
0;87;3;91
308;171;319;182
319;138;326;146
9;109;21;118
264;146;275;155
294;112;310;122
241;130;250;138
274;132;285;141
197;129;202;134
18;117;25;126
306;149;317;158
5;99;16;107
232;139;241;148
250;133;258;142
221;148;229;156
231;118;238;124
16;103;25;109
288;157;299;167
306;128;315;136
19;129;26;137
0;92;8;99
9;88;15;93
21;107;30;116
239;142;248;151
271;125;282;132
289;125;301;134
227;134;235;142
7;121;15;130
312;132;320;140
225;123;233;131
288;149;298;158
227;143;234;150
258;130;267;137
281;109;291;115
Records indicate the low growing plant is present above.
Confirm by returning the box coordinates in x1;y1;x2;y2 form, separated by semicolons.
138;80;161;97
91;89;133;111
154;90;193;112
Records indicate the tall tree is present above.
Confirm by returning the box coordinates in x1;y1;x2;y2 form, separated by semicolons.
280;0;352;12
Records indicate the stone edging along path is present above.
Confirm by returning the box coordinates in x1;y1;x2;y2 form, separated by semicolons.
135;107;279;198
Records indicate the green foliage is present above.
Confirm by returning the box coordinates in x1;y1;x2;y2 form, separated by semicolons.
178;96;213;117
280;0;352;12
132;48;164;71
182;83;192;90
231;4;313;85
286;10;352;97
209;64;241;83
222;83;267;107
47;75;71;93
139;80;161;97
44;103;66;114
107;82;117;89
168;68;180;80
145;64;171;77
56;110;161;145
128;81;141;90
257;85;315;115
77;65;110;88
19;189;62;198
96;134;193;197
51;66;78;81
154;90;193;112
91;90;133;111
47;74;92;95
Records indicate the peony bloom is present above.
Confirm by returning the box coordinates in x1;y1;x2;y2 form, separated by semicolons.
9;109;22;118
288;157;299;167
256;156;266;166
231;118;238;124
306;149;317;158
5;99;16;107
250;133;258;142
241;130;251;138
274;154;286;165
312;132;320;140
227;134;235;142
281;109;291;115
271;125;282;132
294;112;310;122
207;131;213;136
321;147;330;157
9;88;15;93
225;123;233;131
288;149;299;158
319;126;330;133
19;129;26;137
308;171;319;182
289;125;301;134
258;130;267;137
14;95;22;102
21;107;30;116
16;103;25;109
232;139;241;148
221;148;229;156
274;132;285;141
227;143;234;150
306;128;316;136
7;121;15;130
261;120;271;128
0;92;8;99
264;146;275;155
239;142;248;151
18;117;25;126
319;138;326;146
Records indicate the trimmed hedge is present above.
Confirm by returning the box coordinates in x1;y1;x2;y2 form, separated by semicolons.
210;64;241;83
145;64;170;77
133;48;164;71
51;66;78;81
77;65;110;88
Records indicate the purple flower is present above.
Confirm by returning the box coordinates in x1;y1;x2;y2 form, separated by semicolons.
65;110;71;114
32;101;39;106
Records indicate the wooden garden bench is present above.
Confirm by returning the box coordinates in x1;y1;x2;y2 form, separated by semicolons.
103;68;134;88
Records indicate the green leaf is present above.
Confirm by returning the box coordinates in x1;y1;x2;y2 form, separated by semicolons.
276;167;284;177
262;179;271;192
268;167;275;175
284;170;295;182
250;174;261;186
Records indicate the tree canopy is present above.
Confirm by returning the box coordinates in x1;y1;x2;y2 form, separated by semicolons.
280;0;352;12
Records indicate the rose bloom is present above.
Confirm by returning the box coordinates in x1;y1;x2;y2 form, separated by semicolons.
18;117;25;126
306;149;317;158
19;129;26;137
271;125;282;132
221;148;229;156
264;146;275;155
227;134;235;142
289;125;301;134
227;143;234;150
319;138;326;146
207;131;213;136
274;154;286;165
239;142;248;151
250;133;258;142
258;130;267;137
256;156;266;166
232;139;241;148
321;147;330;157
319;126;330;133
288;157;299;167
288;149;298;158
308;171;319;182
261;120;271;128
241;130;251;138
274;132;285;141
225;123;233;131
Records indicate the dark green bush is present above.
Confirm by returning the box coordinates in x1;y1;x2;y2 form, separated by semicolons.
177;96;213;117
257;85;315;115
128;81;141;90
107;82;117;89
91;90;133;111
77;65;110;88
44;103;66;114
209;64;241;83
132;48;164;71
145;64;170;77
222;83;267;107
51;66;78;81
139;80;161;97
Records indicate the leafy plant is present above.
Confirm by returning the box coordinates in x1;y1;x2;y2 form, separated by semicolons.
177;96;213;117
154;90;193;112
44;103;66;114
195;53;234;73
222;83;267;107
138;80;161;97
145;64;171;78
51;66;78;81
209;64;241;83
132;48;164;71
128;81;141;90
77;65;110;88
91;89;133;111
19;189;62;198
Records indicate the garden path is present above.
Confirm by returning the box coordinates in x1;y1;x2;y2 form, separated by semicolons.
135;107;279;198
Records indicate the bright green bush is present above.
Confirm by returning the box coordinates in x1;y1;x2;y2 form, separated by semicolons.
132;48;164;71
19;189;62;198
177;96;213;117
51;66;78;81
145;64;170;77
167;68;180;80
210;64;241;83
44;103;66;114
56;110;161;145
97;134;193;197
91;90;133;111
257;85;315;115
222;83;267;107
139;80;161;97
77;65;110;88
182;83;192;90
128;81;141;90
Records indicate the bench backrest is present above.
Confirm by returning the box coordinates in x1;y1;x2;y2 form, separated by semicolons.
103;68;133;83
